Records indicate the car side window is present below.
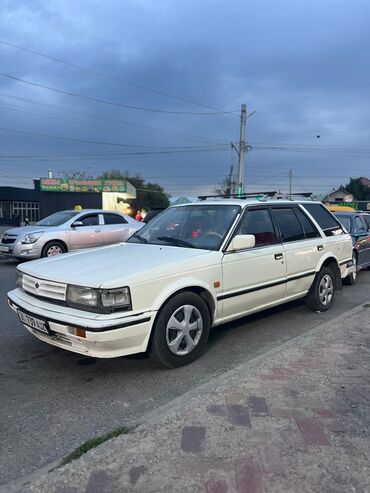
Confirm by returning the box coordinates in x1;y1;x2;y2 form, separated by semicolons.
103;213;127;225
363;215;370;229
236;209;278;247
303;203;344;236
355;216;365;233
294;208;321;238
79;214;99;226
272;208;305;243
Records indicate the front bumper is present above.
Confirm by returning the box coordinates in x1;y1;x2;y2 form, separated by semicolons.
7;289;155;358
0;241;42;259
340;258;356;279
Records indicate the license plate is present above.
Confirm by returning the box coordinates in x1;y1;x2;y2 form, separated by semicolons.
0;246;9;253
18;310;49;334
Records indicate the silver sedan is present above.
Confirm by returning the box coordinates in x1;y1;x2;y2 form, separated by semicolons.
0;209;143;260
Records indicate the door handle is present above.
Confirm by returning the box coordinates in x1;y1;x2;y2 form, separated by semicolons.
317;245;324;251
274;253;284;260
94;229;101;233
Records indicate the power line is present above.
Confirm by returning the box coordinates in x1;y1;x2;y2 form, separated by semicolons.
0;125;230;151
0;100;219;146
253;144;370;153
0;92;224;145
0;71;238;116
0;39;237;115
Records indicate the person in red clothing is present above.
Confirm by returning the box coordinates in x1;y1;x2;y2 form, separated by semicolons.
135;209;143;222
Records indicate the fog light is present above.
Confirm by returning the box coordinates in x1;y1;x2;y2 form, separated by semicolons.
21;250;33;255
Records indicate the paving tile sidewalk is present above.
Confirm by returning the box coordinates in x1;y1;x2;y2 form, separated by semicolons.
7;303;370;493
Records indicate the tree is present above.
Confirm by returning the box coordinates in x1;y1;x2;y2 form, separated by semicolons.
344;177;370;201
98;169;170;211
214;166;236;197
61;169;93;179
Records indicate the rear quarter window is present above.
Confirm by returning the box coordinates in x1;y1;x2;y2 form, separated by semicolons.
302;204;344;237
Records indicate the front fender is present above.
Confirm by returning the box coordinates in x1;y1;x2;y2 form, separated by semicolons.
150;276;220;320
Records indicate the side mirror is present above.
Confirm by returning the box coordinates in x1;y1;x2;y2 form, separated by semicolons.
71;221;83;228
356;228;367;236
227;234;255;252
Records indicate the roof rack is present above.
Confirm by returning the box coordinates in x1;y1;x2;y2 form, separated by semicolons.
197;191;278;201
278;192;313;200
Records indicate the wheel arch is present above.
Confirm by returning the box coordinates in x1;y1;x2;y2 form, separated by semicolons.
316;255;342;291
41;239;68;255
146;284;216;352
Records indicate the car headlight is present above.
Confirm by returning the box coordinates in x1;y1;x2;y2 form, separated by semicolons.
66;285;131;313
101;287;131;308
16;271;23;288
67;285;99;307
21;232;44;244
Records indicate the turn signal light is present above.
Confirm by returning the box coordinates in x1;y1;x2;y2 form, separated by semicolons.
68;326;86;338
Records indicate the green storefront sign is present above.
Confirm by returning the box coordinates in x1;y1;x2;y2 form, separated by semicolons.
40;178;127;193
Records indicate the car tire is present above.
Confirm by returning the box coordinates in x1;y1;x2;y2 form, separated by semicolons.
343;253;357;285
305;266;335;312
149;292;211;368
41;241;67;258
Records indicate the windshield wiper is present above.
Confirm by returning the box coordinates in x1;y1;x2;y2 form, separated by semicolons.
156;236;195;248
132;234;148;244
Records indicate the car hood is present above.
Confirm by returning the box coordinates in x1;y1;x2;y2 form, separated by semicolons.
2;225;49;236
18;243;221;288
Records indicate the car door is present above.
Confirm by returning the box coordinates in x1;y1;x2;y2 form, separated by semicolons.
68;213;104;250
270;206;322;298
221;207;287;320
101;213;131;245
354;215;370;267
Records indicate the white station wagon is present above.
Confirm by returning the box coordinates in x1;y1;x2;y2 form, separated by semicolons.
8;199;354;368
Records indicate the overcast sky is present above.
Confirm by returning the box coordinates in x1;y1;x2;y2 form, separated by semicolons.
0;0;369;197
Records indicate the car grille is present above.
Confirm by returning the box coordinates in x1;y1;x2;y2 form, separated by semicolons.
22;274;67;301
1;235;17;244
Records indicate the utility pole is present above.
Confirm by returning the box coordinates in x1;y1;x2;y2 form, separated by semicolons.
289;169;293;195
237;104;247;196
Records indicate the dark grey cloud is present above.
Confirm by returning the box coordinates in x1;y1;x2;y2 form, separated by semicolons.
0;0;369;196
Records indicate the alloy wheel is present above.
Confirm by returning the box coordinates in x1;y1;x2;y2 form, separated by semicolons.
319;274;334;305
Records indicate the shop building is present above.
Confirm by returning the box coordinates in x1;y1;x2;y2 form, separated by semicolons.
0;178;136;226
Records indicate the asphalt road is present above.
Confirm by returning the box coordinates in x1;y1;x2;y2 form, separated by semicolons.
1;257;370;485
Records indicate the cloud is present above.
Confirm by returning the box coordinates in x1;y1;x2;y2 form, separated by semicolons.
0;0;369;195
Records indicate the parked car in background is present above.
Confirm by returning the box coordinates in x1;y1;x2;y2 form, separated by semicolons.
8;200;354;367
334;211;370;283
0;209;143;260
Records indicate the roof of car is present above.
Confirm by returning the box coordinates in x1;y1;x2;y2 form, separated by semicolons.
332;211;358;215
171;199;322;207
61;209;125;214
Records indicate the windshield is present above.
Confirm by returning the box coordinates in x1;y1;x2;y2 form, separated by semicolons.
335;215;351;232
128;204;241;250
37;211;80;227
